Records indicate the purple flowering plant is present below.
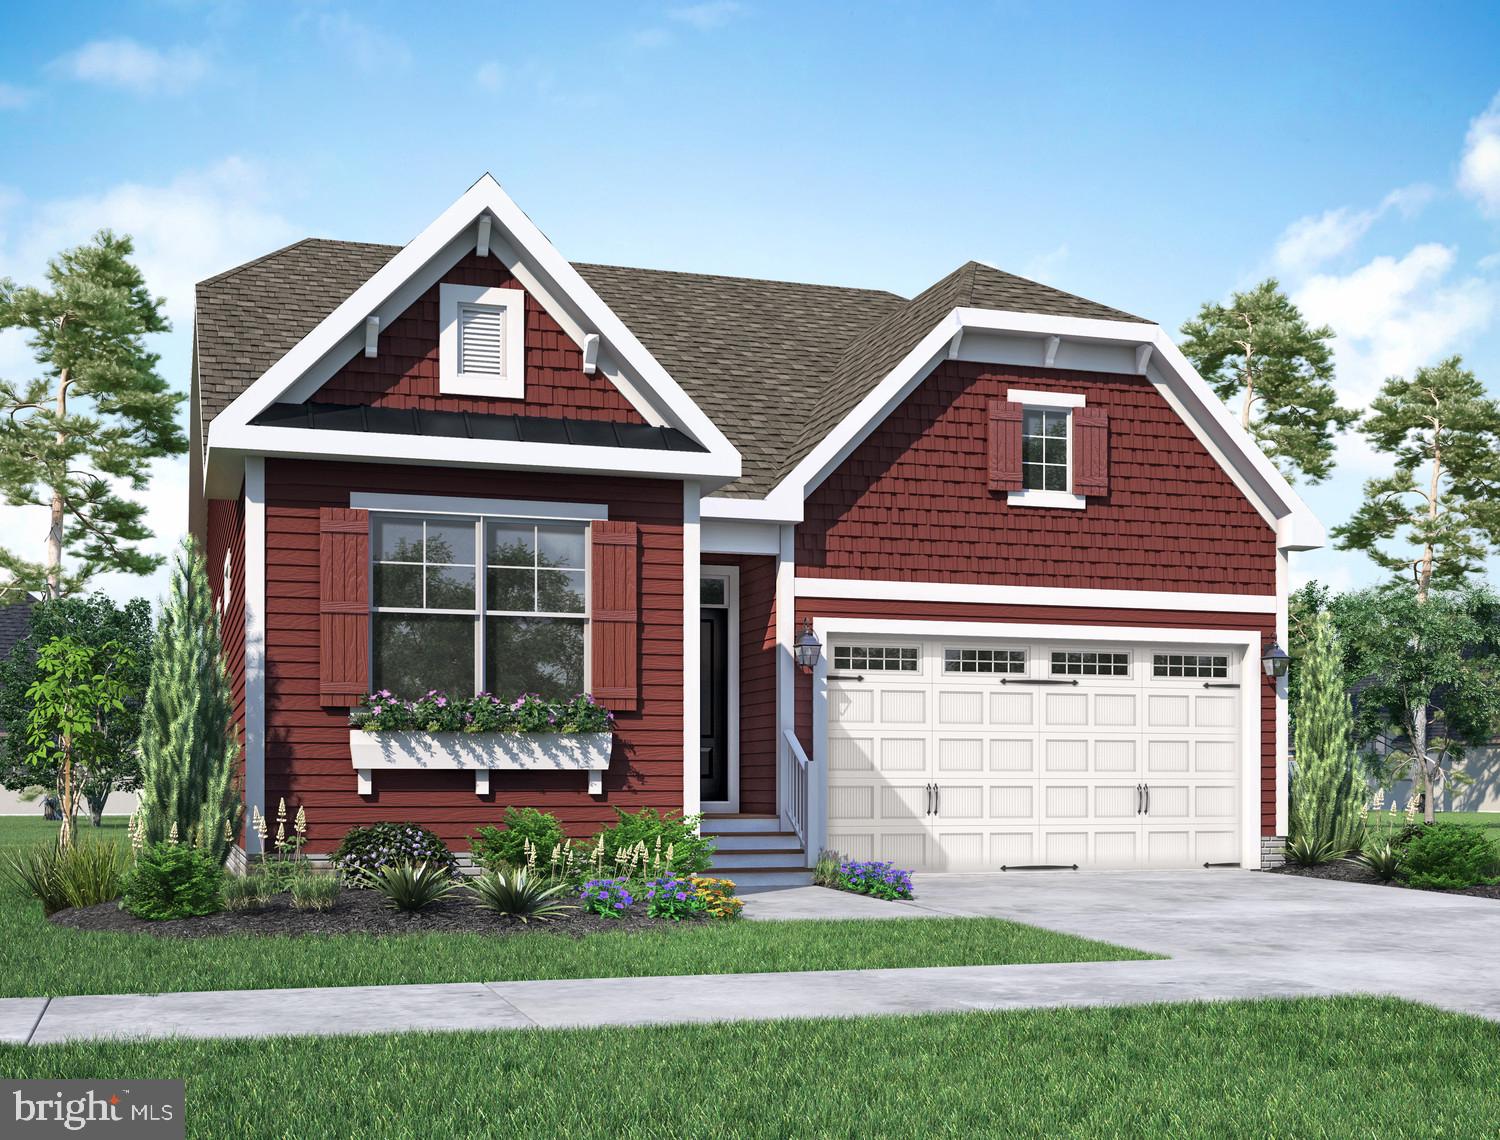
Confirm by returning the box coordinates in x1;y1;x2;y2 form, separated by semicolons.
643;873;705;921
351;690;613;735
835;859;915;901
578;877;635;918
330;821;459;884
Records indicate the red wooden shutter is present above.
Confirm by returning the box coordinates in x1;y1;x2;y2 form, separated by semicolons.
590;520;640;712
988;400;1024;491
319;507;370;707
1072;406;1109;496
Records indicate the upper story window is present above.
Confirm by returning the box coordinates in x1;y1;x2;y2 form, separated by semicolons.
370;513;587;701
439;282;526;398
1022;409;1069;491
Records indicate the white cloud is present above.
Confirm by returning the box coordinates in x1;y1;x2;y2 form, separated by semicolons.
1;158;300;328
1294;243;1498;405
0;82;33;109
668;1;745;29
474;61;504;92
53;38;207;96
1272;185;1434;277
316;12;411;73
1459;92;1500;218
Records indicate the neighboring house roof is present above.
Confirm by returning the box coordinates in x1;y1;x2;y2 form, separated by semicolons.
0;598;35;667
196;240;1143;498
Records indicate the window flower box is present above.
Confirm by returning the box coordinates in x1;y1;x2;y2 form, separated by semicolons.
348;730;614;796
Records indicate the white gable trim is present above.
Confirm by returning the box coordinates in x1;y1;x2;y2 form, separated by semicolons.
702;308;1323;552
206;175;739;488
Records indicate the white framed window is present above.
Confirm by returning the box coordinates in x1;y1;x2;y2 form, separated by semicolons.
832;645;919;672
943;646;1025;674
438;282;526;397
1006;389;1086;510
1153;653;1229;679
370;512;587;700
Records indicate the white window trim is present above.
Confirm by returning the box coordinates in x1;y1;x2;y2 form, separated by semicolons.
439;282;526;397
350;492;606;521
1008;392;1087;510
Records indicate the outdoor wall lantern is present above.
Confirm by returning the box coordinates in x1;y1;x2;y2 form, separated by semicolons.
794;619;822;671
1261;640;1290;678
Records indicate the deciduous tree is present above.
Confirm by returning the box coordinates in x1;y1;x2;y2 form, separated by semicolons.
1180;279;1354;483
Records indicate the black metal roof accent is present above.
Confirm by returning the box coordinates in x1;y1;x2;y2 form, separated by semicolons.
250;401;708;453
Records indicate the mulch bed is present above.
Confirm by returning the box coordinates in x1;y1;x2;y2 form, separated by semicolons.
1267;862;1500;900
49;889;700;939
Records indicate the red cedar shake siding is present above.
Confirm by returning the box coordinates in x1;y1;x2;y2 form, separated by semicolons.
798;361;1278;594
312;251;646;423
793;598;1277;835
263;459;683;852
703;555;777;815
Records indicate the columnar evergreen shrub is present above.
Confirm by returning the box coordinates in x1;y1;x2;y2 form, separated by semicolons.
136;539;243;865
1289;612;1362;853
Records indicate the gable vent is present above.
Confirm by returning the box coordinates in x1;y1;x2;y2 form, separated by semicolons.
458;303;506;376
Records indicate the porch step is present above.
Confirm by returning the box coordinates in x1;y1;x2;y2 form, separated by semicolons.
701;814;781;835
716;868;814;891
708;831;805;852
710;850;808;870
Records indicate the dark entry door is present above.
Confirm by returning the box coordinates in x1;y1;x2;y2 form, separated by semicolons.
700;608;729;803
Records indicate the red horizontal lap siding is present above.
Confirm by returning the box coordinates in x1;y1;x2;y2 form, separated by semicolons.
207;494;248;842
798;362;1277;595
704;555;777;815
264;459;683;852
793;598;1278;836
313;251;646;423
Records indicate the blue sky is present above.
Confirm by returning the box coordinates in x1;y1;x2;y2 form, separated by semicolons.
2;0;1500;603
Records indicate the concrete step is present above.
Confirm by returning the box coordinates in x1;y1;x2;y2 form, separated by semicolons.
701;814;782;834
711;850;808;870
709;832;804;852
717;868;814;891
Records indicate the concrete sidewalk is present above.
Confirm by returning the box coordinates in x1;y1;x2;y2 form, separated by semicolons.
6;870;1499;1046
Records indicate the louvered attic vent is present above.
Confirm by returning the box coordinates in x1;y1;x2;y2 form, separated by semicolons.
439;282;526;397
458;303;505;376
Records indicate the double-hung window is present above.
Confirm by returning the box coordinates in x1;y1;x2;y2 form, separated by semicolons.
370;513;588;701
1004;389;1089;509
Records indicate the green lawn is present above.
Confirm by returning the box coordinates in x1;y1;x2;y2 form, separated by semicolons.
1367;810;1500;844
0;816;1150;997
2;997;1494;1137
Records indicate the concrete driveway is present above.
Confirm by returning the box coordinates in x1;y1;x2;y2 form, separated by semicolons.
745;869;1500;1021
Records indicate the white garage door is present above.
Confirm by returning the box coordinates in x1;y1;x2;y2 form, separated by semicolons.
826;637;1243;870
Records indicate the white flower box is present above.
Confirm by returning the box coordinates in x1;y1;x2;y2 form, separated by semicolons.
348;730;614;796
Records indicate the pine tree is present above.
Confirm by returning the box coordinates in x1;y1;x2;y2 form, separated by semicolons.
1179;279;1355;483
137;538;242;865
0;231;184;598
1333;356;1500;601
1289;612;1362;851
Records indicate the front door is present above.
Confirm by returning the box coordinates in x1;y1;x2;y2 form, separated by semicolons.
699;607;730;803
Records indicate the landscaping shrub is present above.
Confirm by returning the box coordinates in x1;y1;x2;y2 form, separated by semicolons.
1351;842;1401;882
468;868;574;922
834;859;915;901
3;842;69;914
1283;835;1351;867
368;862;460;912
578;877;634;917
643;873;704;920
595;808;715;876
55;840;128;909
1288;611;1362;852
470;807;566;872
222;874;259;911
1397;822;1500;890
812;848;841;888
290;874;341;912
122;841;224;920
691;876;745;920
331;822;458;883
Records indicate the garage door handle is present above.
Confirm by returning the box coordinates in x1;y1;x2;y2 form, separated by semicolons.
1136;783;1143;815
924;783;933;815
1144;784;1150;815
934;784;940;815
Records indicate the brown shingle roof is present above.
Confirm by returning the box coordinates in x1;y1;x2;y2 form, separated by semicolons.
194;243;1146;497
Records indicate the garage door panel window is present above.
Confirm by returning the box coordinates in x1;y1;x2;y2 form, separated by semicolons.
1050;651;1129;677
1153;653;1228;679
833;646;919;672
943;647;1024;674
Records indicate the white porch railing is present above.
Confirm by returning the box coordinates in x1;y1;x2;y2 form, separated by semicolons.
782;727;811;849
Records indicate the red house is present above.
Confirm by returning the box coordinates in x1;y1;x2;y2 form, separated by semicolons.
190;175;1321;884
